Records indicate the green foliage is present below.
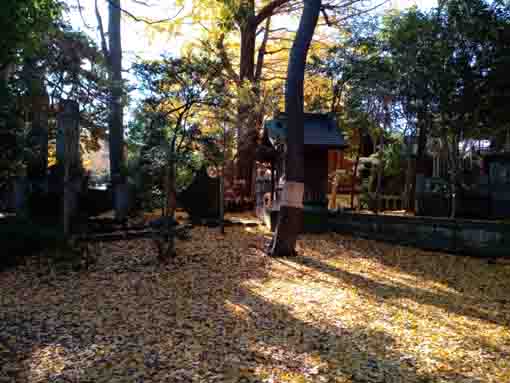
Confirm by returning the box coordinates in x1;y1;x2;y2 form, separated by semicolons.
43;26;110;141
314;0;510;147
1;19;110;189
128;55;228;210
0;217;68;270
383;0;510;139
383;135;404;178
0;0;63;67
309;14;397;158
0;82;26;189
0;0;63;189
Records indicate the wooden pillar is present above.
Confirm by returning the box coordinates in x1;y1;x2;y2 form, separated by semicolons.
338;151;344;170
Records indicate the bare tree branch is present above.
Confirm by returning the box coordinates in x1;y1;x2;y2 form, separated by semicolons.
105;0;184;25
268;37;295;41
335;1;389;22
126;0;152;6
268;27;295;33
264;47;289;55
255;16;271;82
321;7;331;26
255;0;291;26
261;76;287;81
216;34;240;85
76;0;93;29
95;0;109;59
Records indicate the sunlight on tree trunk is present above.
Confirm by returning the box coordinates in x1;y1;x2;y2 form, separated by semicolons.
235;2;285;201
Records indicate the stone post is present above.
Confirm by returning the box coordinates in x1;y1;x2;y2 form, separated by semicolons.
13;91;49;215
57;100;80;236
27;94;49;181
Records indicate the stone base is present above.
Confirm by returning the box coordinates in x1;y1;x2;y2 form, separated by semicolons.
329;212;510;258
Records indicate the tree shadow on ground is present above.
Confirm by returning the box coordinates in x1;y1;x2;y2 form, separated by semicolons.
322;234;510;295
288;251;509;327
1;278;480;382
0;227;501;382
295;234;510;324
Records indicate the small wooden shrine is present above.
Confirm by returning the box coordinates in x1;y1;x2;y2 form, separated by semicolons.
482;152;510;218
256;112;347;232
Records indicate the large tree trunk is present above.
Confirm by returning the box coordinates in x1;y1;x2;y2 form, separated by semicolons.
235;2;290;203
234;1;292;203
59;101;80;237
270;0;321;257
236;8;274;202
108;0;127;220
236;14;258;203
240;18;256;83
236;114;258;203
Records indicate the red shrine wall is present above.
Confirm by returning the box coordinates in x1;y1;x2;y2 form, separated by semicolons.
327;150;359;194
304;148;329;203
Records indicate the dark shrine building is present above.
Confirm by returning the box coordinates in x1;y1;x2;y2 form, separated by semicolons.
256;112;347;232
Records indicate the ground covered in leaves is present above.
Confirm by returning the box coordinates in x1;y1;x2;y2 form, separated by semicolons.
1;218;509;382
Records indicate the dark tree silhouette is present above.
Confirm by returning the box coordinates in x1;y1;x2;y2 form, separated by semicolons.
107;0;128;219
270;0;321;257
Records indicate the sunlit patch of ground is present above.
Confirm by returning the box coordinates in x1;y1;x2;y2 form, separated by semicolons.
1;221;509;382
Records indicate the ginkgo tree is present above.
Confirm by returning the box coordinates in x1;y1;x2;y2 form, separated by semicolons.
146;0;379;201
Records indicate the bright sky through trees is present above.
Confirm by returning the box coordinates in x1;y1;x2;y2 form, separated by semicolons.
66;0;437;119
68;0;437;65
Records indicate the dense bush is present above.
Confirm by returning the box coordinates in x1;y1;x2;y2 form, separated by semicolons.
0;217;67;270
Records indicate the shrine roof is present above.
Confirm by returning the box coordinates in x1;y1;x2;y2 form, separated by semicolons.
264;112;347;149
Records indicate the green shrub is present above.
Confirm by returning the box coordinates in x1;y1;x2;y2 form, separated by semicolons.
0;217;68;270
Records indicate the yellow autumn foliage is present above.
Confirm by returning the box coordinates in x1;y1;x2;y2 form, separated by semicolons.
1;218;509;382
